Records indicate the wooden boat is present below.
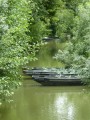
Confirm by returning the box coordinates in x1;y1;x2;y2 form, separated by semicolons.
23;68;77;76
23;68;60;76
23;70;57;76
23;67;84;86
32;74;83;86
42;37;59;41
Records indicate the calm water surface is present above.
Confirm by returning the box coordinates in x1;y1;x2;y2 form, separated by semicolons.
0;80;90;120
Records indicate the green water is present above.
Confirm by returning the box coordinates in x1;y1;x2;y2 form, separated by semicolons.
0;81;90;120
0;41;90;120
29;41;65;67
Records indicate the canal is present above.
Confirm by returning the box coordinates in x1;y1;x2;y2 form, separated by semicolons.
0;83;90;120
0;41;90;120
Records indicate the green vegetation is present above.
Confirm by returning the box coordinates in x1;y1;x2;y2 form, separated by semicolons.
30;41;65;67
54;0;90;82
0;0;46;104
0;0;90;104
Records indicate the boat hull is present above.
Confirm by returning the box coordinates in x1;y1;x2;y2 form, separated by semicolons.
33;78;83;86
23;68;84;86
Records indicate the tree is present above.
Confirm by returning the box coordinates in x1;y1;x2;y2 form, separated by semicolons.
0;0;46;104
54;1;90;83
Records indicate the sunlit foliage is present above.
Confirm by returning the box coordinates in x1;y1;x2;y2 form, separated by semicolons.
54;1;90;82
0;0;46;104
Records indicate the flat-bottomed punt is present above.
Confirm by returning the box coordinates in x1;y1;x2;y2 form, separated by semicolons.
23;68;83;86
32;75;82;86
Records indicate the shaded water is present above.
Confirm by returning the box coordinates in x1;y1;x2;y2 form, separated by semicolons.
0;41;90;120
29;41;65;67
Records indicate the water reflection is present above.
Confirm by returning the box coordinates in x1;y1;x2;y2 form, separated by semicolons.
54;93;76;120
0;81;90;120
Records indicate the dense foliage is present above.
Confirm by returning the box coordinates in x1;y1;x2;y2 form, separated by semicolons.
54;0;90;82
0;0;47;104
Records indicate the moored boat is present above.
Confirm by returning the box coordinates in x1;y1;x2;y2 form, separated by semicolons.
23;67;84;86
32;74;83;86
